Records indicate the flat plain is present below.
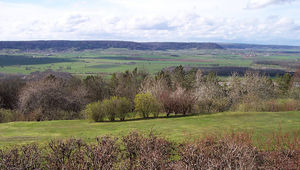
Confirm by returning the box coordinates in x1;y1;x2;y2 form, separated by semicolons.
0;48;299;76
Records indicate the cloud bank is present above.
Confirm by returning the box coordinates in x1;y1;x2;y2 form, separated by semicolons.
0;0;299;45
247;0;295;9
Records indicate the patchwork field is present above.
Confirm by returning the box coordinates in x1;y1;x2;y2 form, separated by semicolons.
0;111;299;147
0;47;299;76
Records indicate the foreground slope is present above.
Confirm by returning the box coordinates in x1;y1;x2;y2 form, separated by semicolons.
0;111;299;146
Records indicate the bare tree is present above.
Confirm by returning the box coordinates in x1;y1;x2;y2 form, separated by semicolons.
19;75;87;120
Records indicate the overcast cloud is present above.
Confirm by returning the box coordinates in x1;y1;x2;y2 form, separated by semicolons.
0;0;299;45
247;0;295;9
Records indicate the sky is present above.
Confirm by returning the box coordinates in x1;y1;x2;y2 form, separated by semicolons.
0;0;300;45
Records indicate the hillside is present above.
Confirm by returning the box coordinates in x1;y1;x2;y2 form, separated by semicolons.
0;41;224;51
0;111;299;146
220;43;300;50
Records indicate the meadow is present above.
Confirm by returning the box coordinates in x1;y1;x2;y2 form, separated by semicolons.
0;111;299;147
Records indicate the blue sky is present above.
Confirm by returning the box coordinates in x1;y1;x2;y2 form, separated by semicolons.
0;0;300;45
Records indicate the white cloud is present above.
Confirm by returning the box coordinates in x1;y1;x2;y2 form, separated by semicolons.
0;1;300;45
247;0;295;9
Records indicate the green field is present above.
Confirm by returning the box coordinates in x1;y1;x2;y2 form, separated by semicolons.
0;48;299;75
0;111;299;147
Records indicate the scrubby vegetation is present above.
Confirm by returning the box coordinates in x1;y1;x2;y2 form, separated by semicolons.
0;65;300;122
134;93;161;118
85;96;132;121
18;75;87;121
0;131;299;169
0;109;17;123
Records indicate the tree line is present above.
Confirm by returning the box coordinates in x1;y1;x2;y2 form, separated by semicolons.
0;66;299;122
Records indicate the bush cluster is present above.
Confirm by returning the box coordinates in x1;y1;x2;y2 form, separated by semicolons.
140;69;300;117
0;79;25;110
134;92;161;118
85;96;132;121
0;131;299;169
18;76;88;121
0;109;15;123
1;67;300;123
237;98;300;112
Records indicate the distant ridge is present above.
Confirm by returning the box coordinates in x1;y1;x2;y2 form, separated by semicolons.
219;43;300;49
0;41;223;51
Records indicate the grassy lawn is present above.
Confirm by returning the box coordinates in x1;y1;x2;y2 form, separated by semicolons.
0;111;299;147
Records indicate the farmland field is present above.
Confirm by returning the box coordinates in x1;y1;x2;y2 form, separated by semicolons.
0;111;299;147
0;47;299;76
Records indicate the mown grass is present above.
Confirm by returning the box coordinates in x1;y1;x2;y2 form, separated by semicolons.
0;111;299;147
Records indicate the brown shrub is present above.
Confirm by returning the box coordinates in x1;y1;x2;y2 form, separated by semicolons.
19;76;88;121
0;131;299;169
122;131;174;169
179;132;258;169
0;79;25;110
257;131;300;169
238;98;300;112
159;87;195;116
85;136;120;169
141;77;195;116
46;139;86;169
0;144;42;169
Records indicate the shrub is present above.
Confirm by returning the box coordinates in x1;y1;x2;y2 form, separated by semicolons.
194;72;230;113
159;90;174;116
101;99;116;121
122;131;174;169
289;86;300;99
84;75;110;102
0;109;15;123
114;97;132;121
46;138;90;169
140;76;170;101
257;131;300;169
102;96;132;121
237;98;300;112
289;65;300;99
158;87;196;116
19;76;88;121
110;68;148;101
242;71;275;100
0;79;25;110
160;87;195;116
264;99;300;112
179;133;259;169
0;131;299;169
85;136;120;169
0;144;42;169
275;73;292;96
227;72;276;110
84;101;105;122
85;96;131;122
134;93;161;118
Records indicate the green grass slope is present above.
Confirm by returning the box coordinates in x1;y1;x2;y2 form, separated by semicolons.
0;111;299;147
